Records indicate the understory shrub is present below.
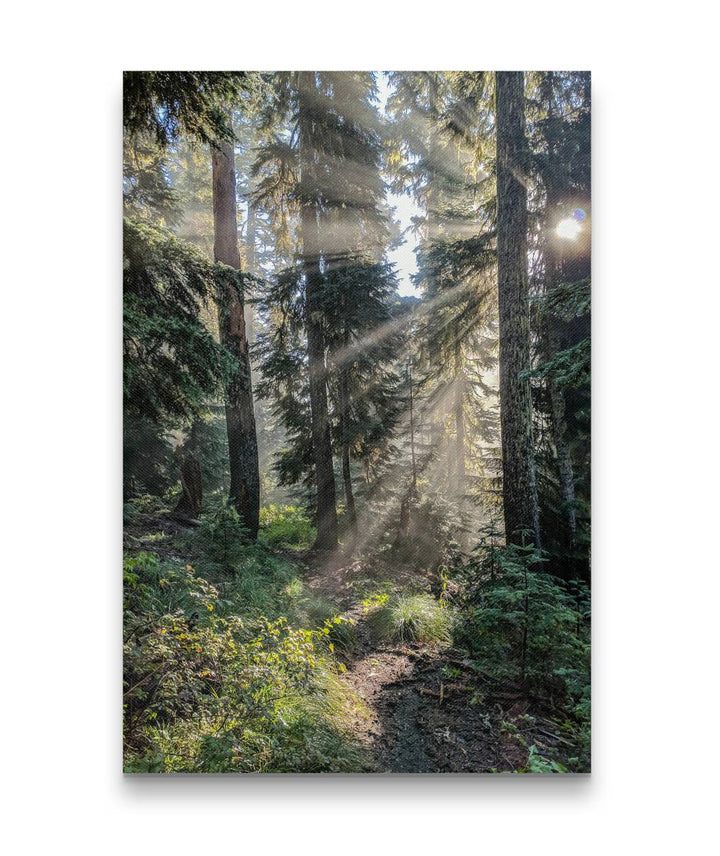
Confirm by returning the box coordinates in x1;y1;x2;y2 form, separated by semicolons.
123;492;168;523
123;553;370;773
177;510;336;626
454;540;590;769
259;504;315;550
455;542;589;690
197;503;251;567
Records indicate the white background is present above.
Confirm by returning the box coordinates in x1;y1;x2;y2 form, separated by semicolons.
2;2;717;853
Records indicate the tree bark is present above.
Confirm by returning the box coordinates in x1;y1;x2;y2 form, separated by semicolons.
408;361;418;493
339;352;357;532
453;331;466;505
544;226;577;544
495;71;541;547
245;201;257;347
212;139;260;540
396;361;419;552
174;420;203;520
299;71;338;551
541;71;577;545
548;357;577;540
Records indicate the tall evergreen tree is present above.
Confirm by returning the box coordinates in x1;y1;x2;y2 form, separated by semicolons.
526;70;591;578
253;72;400;550
122;217;229;500
325;258;406;535
495;71;540;546
386;72;500;538
212;139;260;538
537;72;577;544
298;71;339;549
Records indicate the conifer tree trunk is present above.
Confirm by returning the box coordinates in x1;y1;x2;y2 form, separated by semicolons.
495;72;541;547
454;330;466;505
245;201;257;346
173;419;203;520
548;362;577;540
544;241;577;543
339;365;357;532
540;72;577;545
212;139;260;540
299;72;338;551
397;360;418;552
408;362;418;494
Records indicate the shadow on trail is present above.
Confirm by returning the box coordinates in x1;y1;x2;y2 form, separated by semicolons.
361;651;522;774
382;672;434;773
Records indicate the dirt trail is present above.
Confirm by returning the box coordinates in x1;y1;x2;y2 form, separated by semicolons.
305;554;530;774
339;620;435;773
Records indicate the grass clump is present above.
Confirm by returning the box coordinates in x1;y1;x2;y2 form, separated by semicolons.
293;591;358;656
367;593;453;645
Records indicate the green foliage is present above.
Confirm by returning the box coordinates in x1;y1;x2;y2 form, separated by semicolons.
188;412;230;496
526;69;591;584
253;73;405;516
228;555;298;619
367;593;453;645
457;542;589;689
123;493;167;523
123;416;175;501
123;552;370;773
523;339;590;389
300;598;358;656
197;503;250;567
391;492;466;568
522;745;569;774
361;591;390;613
324;617;359;657
181;512;321;626
455;540;590;769
259;504;315;549
120;70;592;774
123;71;264;148
542;277;591;321
295;592;337;628
123;217;231;424
190;505;320;620
123;137;183;227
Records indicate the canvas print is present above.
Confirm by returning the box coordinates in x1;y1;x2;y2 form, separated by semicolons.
123;71;591;773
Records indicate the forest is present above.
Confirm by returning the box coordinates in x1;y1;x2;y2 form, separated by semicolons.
123;70;591;774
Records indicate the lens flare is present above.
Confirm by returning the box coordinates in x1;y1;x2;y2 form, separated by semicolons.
556;217;582;240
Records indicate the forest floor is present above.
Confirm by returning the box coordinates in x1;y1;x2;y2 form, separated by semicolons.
125;512;577;773
304;553;570;774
